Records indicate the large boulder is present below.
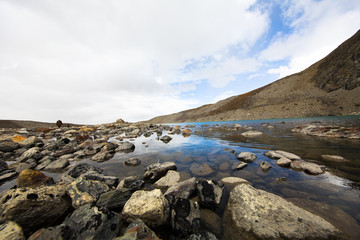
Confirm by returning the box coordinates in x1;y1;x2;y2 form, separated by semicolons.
143;162;177;183
0;184;72;236
0;221;25;240
16;169;54;188
170;198;200;236
122;189;169;228
223;184;340;240
196;179;224;208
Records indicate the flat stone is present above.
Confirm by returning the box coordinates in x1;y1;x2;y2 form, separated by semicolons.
122;189;169;228
237;152;257;162
0;141;20;152
300;162;324;175
19;136;43;148
82;171;119;188
43;158;70;171
18;147;42;162
154;170;180;188
0;221;25;240
233;162;248;170
223;184;340;240
265;150;301;160
276;157;292;167
34;159;52;171
0;171;17;182
241;131;263;137
67;163;103;178
91;149;114;162
190;163;214;176
321;155;349;163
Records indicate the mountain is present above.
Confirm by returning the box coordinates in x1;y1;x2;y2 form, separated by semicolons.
148;29;360;123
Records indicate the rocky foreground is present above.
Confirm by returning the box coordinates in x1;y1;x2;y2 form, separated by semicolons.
0;122;353;239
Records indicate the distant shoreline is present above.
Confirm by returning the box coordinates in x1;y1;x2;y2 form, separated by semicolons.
0;120;80;129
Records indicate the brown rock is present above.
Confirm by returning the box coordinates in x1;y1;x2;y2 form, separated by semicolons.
17;169;54;188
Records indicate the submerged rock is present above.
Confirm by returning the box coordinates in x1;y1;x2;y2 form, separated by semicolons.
221;177;249;185
223;184;340;240
196;179;224;208
233;162;247;170
143;162;177;183
321;155;349;163
190;163;214;176
125;157;141;166
260;161;272;171
122;189;170;228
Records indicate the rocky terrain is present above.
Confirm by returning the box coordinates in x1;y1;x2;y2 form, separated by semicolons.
148;29;360;123
0;122;356;239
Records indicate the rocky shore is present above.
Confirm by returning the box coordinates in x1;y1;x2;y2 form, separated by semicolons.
0;122;354;239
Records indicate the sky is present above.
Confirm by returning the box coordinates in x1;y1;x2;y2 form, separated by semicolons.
1;0;360;124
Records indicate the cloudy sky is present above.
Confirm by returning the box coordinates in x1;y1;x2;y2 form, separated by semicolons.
1;0;359;124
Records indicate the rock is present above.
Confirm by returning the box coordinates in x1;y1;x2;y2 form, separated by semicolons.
170;198;200;235
15;161;37;173
0;171;17;182
223;184;340;240
154;170;180;188
233;162;247;170
82;171;119;188
91;149;114;162
0;141;20;152
66;176;109;208
260;161;272;171
182;129;192;137
165;177;197;200
0;221;25;240
290;160;303;171
0;159;8;173
0;184;72;236
200;209;222;237
321;155;349;163
67;163;103;178
18;147;42;162
117;141;135;152
143;162;177;183
188;231;218;240
43;158;70;171
265;150;301;160
237;152;257;162
190;163;214;176
241;131;263;137
125;157;141;166
96;189;132;212
122;189;169;227
115;219;160;240
19;136;44;148
116;118;125;123
276;157;292;167
221;177;249;185
197;179;224;208
34;159;52;171
117;176;145;192
160;135;172;143
17;169;54;188
300;162;324;175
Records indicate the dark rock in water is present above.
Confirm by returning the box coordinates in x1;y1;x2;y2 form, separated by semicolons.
66;177;109;208
68;163;103;178
0;221;25;240
43;158;70;172
125;157;141;166
232;162;247;171
0;185;72;237
196;179;224;208
116;219;159;240
160;135;172;143
96;189;132;212
17;169;54;188
0;141;20;152
260;161;272;171
223;184;340;240
143;131;152;137
143;162;177;183
188;231;218;240
117;141;135;152
170;198;200;236
82;171;119;188
165;177;197;200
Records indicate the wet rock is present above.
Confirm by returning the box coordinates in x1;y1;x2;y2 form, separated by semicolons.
165;177;197;200
19;136;44;148
170;198;200;235
190;163;214;176
0;140;20;152
260;161;272;171
265;150;301;160
237;152;257;162
143;161;177;183
96;188;132;212
18;147;42;162
221;177;249;185
233;162;247;170
0;159;8;173
276;157;292;167
160;135;172;143
43;158;70;171
321;155;349;163
122;189;170;227
154;170;180;188
290;160;303;171
0;184;72;236
0;221;25;240
196;179;224;208
223;184;340;240
182;129;192;137
67;163;103;178
117;176;145;192
91;149;114;162
17;169;54;188
117;141;135;152
125;157;141;166
115;219;160;240
241;131;263;137
66;176;109;208
300;162;324;175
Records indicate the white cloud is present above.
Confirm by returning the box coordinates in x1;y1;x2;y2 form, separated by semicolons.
0;0;269;123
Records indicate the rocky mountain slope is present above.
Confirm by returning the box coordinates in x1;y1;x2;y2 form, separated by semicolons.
148;29;360;123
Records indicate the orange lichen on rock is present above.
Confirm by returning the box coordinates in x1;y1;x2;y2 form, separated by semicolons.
12;135;27;143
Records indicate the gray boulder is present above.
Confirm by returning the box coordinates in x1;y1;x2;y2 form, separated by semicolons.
91;149;114;162
223;184;340;240
143;162;177;183
276;157;292;167
117;141;135;152
154;170;180;188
